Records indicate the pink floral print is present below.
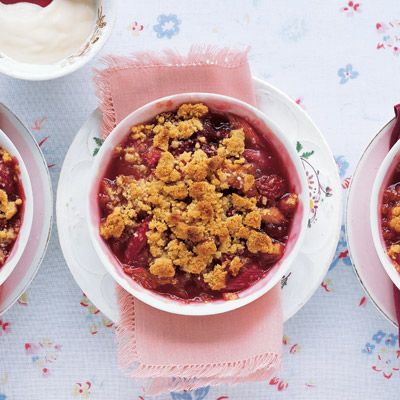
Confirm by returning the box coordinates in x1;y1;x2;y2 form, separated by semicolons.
24;339;61;376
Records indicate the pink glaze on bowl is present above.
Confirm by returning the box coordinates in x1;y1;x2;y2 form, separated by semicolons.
87;93;308;316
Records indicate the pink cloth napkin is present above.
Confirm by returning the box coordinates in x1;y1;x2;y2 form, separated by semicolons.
94;47;283;395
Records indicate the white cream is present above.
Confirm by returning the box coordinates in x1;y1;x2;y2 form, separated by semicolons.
0;0;97;64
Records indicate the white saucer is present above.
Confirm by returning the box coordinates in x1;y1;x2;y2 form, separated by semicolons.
0;103;53;315
56;78;342;322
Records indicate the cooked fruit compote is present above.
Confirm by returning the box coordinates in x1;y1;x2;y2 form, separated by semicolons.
381;162;400;273
98;103;299;301
0;146;24;267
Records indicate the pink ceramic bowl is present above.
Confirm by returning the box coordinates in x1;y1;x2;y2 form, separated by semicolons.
371;139;400;290
87;93;309;316
0;128;33;286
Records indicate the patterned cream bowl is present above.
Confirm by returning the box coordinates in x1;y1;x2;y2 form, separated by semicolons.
87;93;309;316
0;128;33;286
371;138;400;290
0;0;116;81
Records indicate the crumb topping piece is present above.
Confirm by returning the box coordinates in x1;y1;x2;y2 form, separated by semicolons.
203;264;227;291
387;244;400;273
228;256;244;277
0;189;21;221
149;257;175;278
100;208;125;240
389;206;400;233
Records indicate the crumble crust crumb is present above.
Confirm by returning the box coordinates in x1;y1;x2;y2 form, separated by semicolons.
100;208;125;240
150;257;175;278
229;256;243;277
387;244;400;273
389;206;400;233
0;189;21;221
203;264;227;290
177;103;209;119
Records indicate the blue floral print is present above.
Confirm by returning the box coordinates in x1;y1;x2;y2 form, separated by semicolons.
335;155;349;178
385;333;399;347
154;14;181;39
329;225;352;271
363;331;400;379
171;386;210;400
372;330;386;344
337;64;359;84
362;342;376;354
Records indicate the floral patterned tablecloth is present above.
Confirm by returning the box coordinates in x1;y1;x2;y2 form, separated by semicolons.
1;1;400;399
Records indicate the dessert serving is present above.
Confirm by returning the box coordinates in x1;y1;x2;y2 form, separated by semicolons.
0;145;24;268
96;101;302;303
379;163;400;273
371;137;400;290
0;127;33;286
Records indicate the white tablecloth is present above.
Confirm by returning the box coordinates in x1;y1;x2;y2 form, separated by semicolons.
1;1;399;399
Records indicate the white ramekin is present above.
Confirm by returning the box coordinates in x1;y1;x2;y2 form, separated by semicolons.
87;93;309;316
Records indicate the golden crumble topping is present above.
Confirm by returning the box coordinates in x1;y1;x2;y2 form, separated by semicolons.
177;103;209;119
389;206;400;233
203;264;227;291
228;256;243;277
100;209;125;240
99;103;298;294
149;257;175;278
387;244;400;273
0;189;21;221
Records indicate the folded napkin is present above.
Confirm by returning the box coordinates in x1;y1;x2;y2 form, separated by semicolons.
94;47;283;395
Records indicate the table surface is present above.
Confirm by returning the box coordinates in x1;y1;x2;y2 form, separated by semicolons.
1;1;400;399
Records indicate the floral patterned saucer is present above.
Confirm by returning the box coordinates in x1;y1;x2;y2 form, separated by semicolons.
347;118;398;326
56;78;342;322
0;103;53;315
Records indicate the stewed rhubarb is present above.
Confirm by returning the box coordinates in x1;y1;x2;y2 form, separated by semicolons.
381;163;400;272
98;103;299;301
0;146;24;267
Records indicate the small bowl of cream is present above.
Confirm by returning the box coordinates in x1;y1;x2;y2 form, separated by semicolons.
0;0;116;80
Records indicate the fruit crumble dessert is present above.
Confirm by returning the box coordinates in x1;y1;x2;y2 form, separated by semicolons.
98;103;299;301
381;163;400;273
0;146;24;267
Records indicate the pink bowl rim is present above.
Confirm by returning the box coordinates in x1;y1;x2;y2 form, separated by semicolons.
87;93;309;316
